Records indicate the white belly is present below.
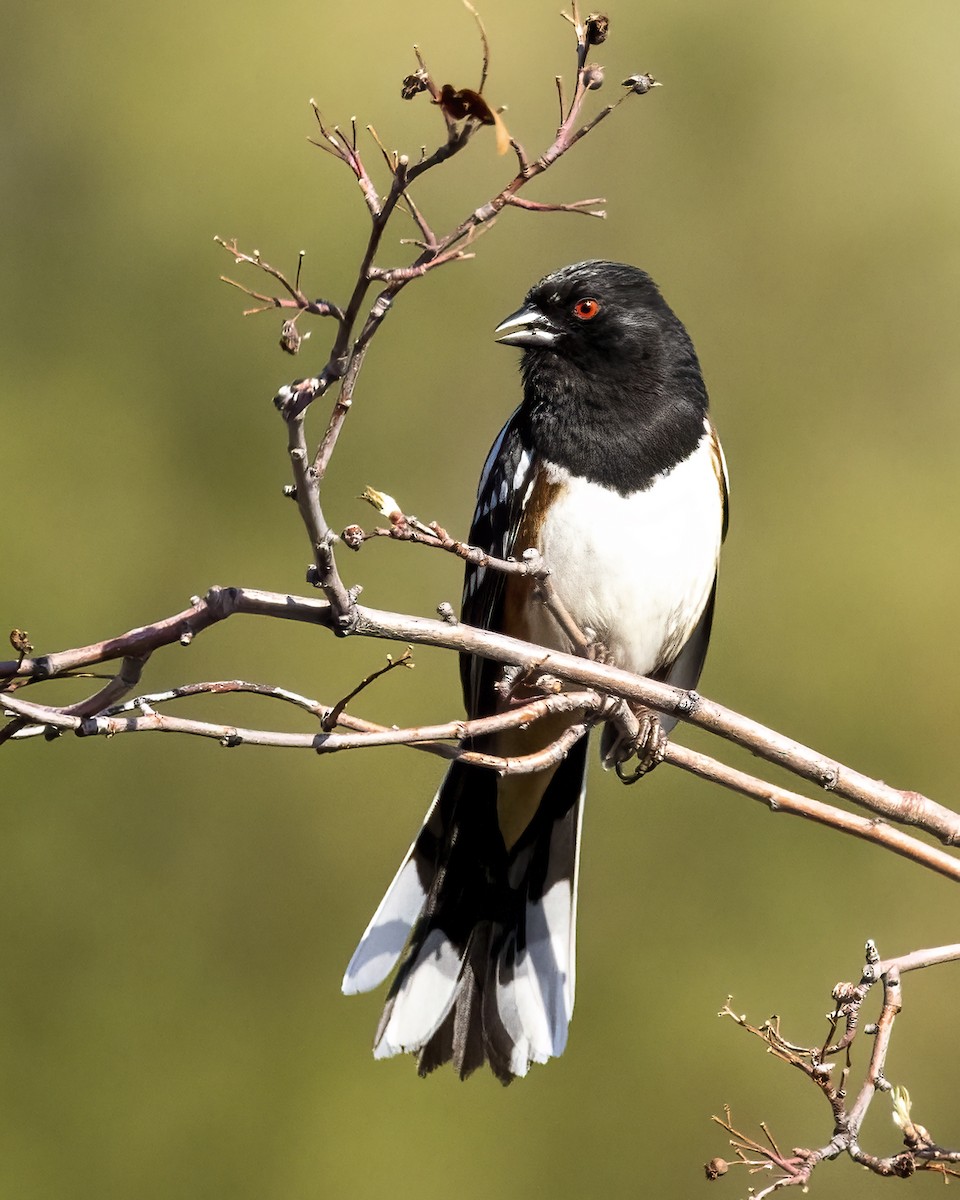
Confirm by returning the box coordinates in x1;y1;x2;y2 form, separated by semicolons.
536;433;724;676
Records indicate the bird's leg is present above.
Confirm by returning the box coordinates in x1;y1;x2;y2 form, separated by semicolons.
589;639;666;780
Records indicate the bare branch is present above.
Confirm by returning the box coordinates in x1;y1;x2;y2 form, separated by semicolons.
215;239;345;321
3;586;959;870
463;1;491;95
1;675;604;777
503;194;607;218
713;939;960;1190
667;744;960;884
321;648;414;732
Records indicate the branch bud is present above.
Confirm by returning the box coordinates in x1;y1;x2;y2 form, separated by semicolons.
341;524;365;551
891;1085;912;1130
582;63;605;91
360;486;402;520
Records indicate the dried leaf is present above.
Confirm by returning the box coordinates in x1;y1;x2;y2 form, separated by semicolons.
9;628;33;656
279;319;310;355
401;71;429;100
622;72;660;95
438;84;495;124
491;109;511;155
585;13;609;45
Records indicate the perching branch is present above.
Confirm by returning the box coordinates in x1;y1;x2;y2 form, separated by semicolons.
3;584;959;884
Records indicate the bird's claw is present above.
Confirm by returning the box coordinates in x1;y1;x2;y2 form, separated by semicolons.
586;635;612;664
613;708;667;784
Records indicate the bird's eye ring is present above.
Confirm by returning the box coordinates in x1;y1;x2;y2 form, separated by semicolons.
573;297;600;320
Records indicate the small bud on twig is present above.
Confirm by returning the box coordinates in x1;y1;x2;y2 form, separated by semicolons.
341;524;365;551
582;63;604;90
360;486;402;520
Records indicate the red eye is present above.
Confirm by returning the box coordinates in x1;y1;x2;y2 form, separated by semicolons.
573;297;600;320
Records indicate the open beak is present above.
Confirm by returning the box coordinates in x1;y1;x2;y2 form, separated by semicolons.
494;303;560;349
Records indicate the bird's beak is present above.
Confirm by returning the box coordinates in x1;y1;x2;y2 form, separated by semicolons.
494;304;559;348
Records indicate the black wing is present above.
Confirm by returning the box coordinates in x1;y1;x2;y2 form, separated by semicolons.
458;409;537;719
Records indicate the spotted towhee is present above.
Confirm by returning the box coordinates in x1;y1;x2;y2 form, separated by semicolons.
342;261;728;1082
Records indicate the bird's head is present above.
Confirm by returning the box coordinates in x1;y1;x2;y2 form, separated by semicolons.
494;260;679;376
494;260;707;427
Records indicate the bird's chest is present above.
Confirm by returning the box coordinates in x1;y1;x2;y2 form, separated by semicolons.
521;437;723;676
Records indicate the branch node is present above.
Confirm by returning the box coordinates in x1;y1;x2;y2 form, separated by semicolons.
676;688;701;716
820;764;840;790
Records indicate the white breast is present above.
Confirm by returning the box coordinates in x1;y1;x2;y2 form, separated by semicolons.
535;431;724;677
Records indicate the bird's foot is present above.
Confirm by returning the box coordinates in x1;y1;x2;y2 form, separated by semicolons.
612;707;667;784
585;633;612;664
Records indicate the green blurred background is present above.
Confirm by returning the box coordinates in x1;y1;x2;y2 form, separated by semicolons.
4;1;960;1196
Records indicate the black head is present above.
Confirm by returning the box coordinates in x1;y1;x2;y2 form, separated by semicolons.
494;261;709;489
495;261;671;366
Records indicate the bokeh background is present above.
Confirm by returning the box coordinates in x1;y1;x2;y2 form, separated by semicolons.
4;1;960;1197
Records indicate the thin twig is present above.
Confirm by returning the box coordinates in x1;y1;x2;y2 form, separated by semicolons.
321;648;414;731
667;743;960;884
1;681;601;776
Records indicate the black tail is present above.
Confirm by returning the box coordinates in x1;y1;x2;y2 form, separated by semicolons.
342;738;589;1082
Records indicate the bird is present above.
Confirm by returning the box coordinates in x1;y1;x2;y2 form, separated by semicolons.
341;260;728;1083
